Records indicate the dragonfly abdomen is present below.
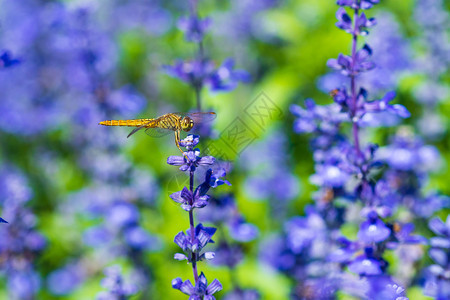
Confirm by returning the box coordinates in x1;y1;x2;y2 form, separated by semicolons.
98;119;156;127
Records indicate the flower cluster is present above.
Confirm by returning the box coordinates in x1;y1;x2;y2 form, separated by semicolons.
0;2;160;296
163;0;250;111
168;135;227;299
0;166;46;299
287;1;430;298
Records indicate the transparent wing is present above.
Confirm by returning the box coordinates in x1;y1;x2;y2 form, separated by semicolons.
144;127;173;138
127;119;157;138
176;112;217;123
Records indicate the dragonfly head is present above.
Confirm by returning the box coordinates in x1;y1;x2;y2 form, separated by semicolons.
181;116;194;132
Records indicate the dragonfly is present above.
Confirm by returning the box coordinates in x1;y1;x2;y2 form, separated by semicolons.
98;112;216;154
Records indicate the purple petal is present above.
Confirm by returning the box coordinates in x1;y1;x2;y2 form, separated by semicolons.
206;279;223;295
359;61;376;71
203;252;215;260
389;104;411;118
193;195;209;208
170;191;185;204
181;187;193;201
429;217;446;235
179;164;190;172
328;248;354;262
429;248;447;266
358;218;391;243
382;91;397;103
174;253;188;261
167;156;185;166
181;204;193;212
198;156;215;165
356;13;368;28
180;280;195;295
172;278;183;290
326;58;341;70
197;272;208;293
348;256;382;275
430;237;450;248
337;54;351;69
174;232;188;250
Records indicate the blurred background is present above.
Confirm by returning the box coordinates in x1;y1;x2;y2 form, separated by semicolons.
0;0;449;299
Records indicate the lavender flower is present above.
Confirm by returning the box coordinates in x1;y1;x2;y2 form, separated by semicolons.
168;135;227;297
163;1;250;111
319;11;411;106
289;0;424;298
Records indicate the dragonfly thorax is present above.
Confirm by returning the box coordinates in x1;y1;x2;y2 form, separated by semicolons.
181;116;194;132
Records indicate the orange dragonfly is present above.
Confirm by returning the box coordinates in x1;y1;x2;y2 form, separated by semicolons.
98;112;216;154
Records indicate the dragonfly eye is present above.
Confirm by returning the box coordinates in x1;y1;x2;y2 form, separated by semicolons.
182;117;194;132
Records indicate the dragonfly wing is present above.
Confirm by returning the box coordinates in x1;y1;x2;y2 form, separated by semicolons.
127;124;147;138
127;119;157;138
176;112;217;123
144;127;173;138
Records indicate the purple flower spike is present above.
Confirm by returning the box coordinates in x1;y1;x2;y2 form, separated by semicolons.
167;134;227;294
177;16;212;43
357;211;391;243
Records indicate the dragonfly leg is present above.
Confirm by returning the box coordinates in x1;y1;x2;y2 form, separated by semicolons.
175;131;188;159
